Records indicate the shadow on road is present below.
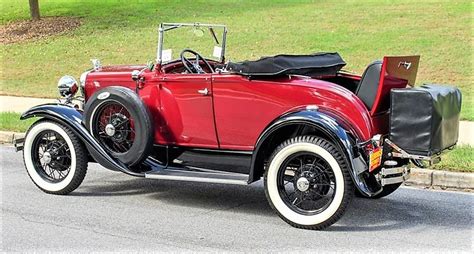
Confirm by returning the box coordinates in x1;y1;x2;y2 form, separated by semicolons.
73;178;472;232
72;178;163;197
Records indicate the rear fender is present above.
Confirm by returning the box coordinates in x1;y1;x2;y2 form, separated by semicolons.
20;103;142;176
250;109;378;197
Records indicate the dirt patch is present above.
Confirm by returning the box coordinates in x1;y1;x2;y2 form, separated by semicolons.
0;16;81;44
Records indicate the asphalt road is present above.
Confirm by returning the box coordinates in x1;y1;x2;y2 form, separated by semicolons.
1;146;473;252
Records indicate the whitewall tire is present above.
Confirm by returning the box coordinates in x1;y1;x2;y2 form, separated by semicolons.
23;120;88;195
264;136;354;230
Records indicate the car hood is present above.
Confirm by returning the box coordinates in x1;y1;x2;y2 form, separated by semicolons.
84;65;148;89
93;64;147;73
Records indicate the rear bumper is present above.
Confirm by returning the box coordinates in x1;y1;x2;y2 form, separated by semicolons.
379;166;410;186
13;137;24;152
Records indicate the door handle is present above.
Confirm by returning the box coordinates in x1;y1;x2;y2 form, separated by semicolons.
197;88;210;96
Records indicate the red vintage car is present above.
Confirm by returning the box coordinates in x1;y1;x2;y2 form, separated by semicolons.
17;23;461;230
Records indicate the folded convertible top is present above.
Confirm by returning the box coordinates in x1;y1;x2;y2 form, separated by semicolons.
227;52;346;77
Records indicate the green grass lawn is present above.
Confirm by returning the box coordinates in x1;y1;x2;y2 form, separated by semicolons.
434;146;474;172
0;0;472;120
0;112;36;132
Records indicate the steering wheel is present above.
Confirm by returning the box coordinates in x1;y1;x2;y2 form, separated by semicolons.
180;49;214;74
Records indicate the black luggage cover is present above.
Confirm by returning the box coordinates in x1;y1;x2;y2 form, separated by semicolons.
390;84;462;156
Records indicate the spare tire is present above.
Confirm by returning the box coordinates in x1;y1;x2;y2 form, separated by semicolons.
84;86;153;166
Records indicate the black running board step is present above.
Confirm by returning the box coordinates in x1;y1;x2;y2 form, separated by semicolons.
145;168;249;185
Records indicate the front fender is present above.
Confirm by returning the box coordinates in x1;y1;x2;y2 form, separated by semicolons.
20;103;142;176
250;109;378;197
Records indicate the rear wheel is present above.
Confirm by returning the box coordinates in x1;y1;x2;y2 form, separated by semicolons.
264;136;354;230
23;120;88;195
84;87;153;166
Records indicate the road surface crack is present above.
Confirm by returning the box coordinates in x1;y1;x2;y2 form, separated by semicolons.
191;200;257;218
3;207;138;241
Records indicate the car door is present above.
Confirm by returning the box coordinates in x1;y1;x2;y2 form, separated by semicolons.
159;74;218;148
212;74;261;151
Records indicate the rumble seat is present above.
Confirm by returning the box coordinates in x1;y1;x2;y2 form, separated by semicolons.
355;60;382;110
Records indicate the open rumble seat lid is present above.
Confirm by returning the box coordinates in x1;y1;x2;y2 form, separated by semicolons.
227;52;346;77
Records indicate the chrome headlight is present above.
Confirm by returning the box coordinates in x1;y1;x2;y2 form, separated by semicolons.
57;75;78;97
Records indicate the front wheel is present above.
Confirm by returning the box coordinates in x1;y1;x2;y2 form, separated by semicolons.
264;136;354;230
23;120;88;195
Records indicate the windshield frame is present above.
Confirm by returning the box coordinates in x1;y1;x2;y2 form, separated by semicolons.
156;22;228;65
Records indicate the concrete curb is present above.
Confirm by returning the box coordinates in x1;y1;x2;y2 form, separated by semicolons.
0;131;24;144
404;168;474;191
0;130;472;191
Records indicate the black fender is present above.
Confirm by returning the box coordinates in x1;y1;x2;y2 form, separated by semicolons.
249;109;377;197
20;103;143;177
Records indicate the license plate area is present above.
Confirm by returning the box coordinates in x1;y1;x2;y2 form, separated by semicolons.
369;147;382;172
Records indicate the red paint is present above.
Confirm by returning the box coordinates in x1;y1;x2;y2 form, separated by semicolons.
212;75;373;150
84;59;408;150
159;74;218;148
371;56;420;116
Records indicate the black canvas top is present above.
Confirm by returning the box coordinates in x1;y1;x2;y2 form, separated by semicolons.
226;52;346;77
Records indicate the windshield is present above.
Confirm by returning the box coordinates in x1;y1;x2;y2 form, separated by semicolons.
157;23;227;64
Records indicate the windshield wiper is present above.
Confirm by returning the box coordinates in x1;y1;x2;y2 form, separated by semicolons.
209;27;219;44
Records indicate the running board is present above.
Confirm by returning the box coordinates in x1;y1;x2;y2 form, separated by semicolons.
145;168;249;185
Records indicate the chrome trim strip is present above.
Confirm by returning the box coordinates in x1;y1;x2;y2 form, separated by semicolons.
157;23;164;63
188;147;253;155
381;167;404;176
381;176;404;186
145;174;248;185
145;169;248;185
380;166;410;186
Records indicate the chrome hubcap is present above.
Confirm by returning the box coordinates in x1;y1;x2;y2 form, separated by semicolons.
278;152;336;215
105;124;116;136
296;177;310;192
43;152;52;164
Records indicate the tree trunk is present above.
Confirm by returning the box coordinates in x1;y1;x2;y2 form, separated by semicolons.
29;0;40;21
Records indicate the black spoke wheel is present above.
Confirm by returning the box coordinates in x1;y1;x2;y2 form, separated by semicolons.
277;152;337;216
31;130;72;183
92;101;135;154
23;120;88;195
264;136;354;230
84;86;153;166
